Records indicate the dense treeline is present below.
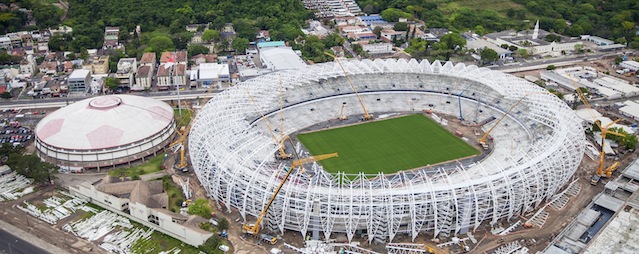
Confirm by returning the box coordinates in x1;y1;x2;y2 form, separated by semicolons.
64;0;312;50
357;0;639;48
0;0;63;34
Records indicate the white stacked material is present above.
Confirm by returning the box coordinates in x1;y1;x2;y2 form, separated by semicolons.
100;227;154;254
63;210;132;241
492;242;523;254
18;195;87;224
0;171;33;201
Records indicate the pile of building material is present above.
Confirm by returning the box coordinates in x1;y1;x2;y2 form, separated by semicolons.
63;210;133;241
0;171;33;201
17;195;87;224
100;227;154;254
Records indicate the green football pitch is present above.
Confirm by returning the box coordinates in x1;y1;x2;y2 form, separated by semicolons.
296;114;479;175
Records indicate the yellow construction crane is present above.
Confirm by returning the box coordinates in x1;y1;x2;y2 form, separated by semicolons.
245;90;292;160
575;87;625;184
169;110;192;172
478;96;527;150
241;152;338;242
324;52;373;121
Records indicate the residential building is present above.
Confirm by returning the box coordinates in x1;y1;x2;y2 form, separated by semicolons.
156;63;187;90
159;51;187;65
38;61;57;75
49;25;73;35
359;14;386;27
139;52;156;78
185;23;209;33
82;55;110;74
361;42;394;54
302;0;362;18
256;30;271;42
103;27;119;48
67;69;91;93
191;54;217;66
135;66;152;90
19;58;36;77
69;177;213;247
115;58;137;88
381;30;405;42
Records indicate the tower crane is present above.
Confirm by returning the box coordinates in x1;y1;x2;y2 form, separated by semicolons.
574;86;625;184
241;151;338;242
324;52;373;121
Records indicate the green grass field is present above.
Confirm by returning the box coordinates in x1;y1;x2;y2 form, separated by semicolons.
297;114;479;175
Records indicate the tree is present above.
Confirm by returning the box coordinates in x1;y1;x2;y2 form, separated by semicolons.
199;235;222;254
217;218;229;231
0;92;11;99
188;45;210;57
201;30;221;43
188;198;212;219
146;36;175;54
394;22;409;31
232;18;258;40
105;77;120;92
5;154;57;185
546;65;557;70
435;33;466;60
480;47;498;65
231;37;250;53
545;34;562;42
380;8;411;22
624;134;638;150
373;26;383;38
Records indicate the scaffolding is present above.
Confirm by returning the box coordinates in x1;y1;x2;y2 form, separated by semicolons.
189;59;585;242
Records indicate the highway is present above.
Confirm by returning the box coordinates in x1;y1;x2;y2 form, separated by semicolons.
0;228;48;254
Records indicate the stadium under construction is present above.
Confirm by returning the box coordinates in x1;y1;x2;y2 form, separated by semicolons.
188;59;584;242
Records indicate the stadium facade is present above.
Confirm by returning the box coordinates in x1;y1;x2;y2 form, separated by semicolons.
189;59;584;242
35;95;175;171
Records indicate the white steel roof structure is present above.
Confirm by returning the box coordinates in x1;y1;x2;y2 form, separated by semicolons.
190;59;584;242
35;95;175;170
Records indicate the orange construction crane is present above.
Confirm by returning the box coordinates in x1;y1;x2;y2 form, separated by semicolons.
324;52;373;121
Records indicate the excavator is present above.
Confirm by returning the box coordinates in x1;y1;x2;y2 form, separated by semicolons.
241;152;338;244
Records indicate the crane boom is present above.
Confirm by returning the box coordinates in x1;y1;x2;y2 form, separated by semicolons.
574;84;625;180
324;52;373;120
245;90;292;160
242;152;338;235
478;96;526;145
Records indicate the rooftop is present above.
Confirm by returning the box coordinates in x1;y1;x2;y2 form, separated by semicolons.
257;41;286;49
260;47;306;71
68;69;90;80
583;209;639;254
140;52;155;64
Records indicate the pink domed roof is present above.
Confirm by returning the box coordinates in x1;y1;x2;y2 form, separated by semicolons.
36;95;174;150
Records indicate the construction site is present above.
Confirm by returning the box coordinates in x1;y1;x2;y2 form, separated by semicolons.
187;58;599;254
5;58;639;254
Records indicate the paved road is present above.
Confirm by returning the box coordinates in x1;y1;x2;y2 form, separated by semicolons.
0;228;48;254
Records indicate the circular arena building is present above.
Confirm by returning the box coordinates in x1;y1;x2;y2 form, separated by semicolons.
36;95;175;171
190;59;584;242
